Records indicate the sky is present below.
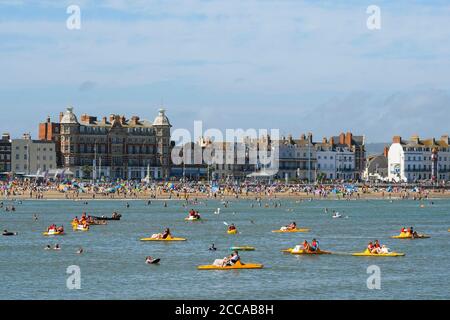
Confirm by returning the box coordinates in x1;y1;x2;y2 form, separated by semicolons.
0;0;449;143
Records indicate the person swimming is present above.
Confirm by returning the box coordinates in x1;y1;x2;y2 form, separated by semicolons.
77;247;84;254
53;244;61;250
209;243;217;251
228;224;236;231
45;245;51;250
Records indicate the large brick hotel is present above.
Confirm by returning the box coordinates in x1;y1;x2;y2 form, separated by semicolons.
39;107;172;180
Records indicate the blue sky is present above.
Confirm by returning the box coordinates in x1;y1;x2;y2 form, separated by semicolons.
0;0;449;142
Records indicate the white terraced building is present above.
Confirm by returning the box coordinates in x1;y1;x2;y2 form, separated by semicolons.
388;135;450;183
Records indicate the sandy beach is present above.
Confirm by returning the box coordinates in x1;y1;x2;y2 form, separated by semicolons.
3;189;450;201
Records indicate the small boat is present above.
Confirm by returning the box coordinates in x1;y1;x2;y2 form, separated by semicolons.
140;236;187;242
391;233;430;239
272;228;310;233
88;220;107;226
282;247;332;255
227;229;237;235
332;213;342;219
2;231;18;236
230;246;255;251
198;260;263;270
352;249;405;257
43;230;64;236
72;224;89;232
92;214;121;221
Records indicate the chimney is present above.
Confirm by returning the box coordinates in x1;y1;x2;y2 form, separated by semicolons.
345;132;353;146
300;133;306;141
288;134;293;143
131;116;140;125
59;112;64;122
80;114;89;123
307;132;313;143
339;133;345;145
393;136;401;144
1;133;10;141
101;116;108;124
22;133;31;140
47;116;51;123
120;115;126;124
110;114;116;123
441;135;449;144
383;146;389;157
411;135;420;144
329;137;335;146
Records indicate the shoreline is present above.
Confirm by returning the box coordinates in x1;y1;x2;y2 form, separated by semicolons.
3;191;450;202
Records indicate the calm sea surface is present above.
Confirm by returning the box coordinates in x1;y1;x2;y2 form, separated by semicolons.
1;198;449;300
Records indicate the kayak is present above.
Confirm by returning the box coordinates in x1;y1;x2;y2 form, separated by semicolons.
227;229;237;235
282;248;332;255
391;233;430;239
140;236;187;242
272;228;310;233
352;249;405;257
198;260;263;270
43;231;64;236
230;246;255;251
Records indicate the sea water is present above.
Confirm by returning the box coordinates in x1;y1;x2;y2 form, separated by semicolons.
0;198;449;300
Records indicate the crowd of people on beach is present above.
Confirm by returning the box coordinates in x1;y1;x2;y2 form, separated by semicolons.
0;178;448;202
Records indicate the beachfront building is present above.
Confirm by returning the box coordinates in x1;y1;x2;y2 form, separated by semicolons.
388;135;450;183
274;132;365;182
363;148;389;182
11;134;56;176
275;134;317;182
39;107;172;180
315;134;363;181
0;133;12;174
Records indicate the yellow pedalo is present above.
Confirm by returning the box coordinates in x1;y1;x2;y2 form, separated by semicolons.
198;260;263;270
282;247;332;255
272;228;310;233
391;233;430;239
43;230;65;236
72;223;89;232
352;249;405;257
140;235;187;241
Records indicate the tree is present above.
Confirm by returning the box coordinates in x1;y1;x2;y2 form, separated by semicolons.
81;165;92;179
